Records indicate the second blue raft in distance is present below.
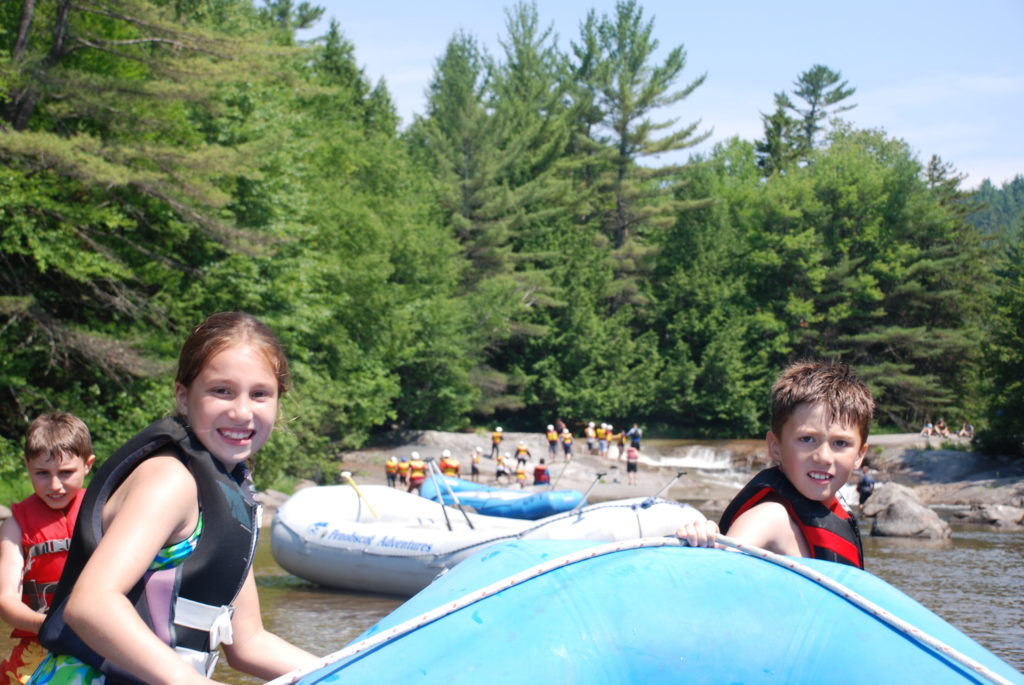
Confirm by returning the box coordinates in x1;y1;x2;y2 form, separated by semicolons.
418;475;585;519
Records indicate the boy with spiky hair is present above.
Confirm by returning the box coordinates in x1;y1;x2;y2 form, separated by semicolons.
678;361;874;568
1;413;95;683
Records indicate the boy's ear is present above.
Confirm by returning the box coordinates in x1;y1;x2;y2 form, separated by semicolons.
853;442;868;471
84;453;96;473
766;430;782;465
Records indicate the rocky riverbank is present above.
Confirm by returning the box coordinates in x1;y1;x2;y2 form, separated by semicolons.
317;429;1024;530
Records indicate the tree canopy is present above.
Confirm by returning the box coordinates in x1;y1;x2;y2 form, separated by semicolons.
2;0;1020;491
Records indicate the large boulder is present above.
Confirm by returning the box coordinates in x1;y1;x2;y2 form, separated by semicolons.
870;484;952;539
860;482;917;517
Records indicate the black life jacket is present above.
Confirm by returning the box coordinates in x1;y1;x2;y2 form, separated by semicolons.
719;466;864;568
39;417;261;683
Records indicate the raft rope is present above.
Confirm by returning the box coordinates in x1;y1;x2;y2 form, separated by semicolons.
264;535;1015;685
713;534;1016;685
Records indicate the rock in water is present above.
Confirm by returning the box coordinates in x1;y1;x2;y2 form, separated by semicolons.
871;496;952;539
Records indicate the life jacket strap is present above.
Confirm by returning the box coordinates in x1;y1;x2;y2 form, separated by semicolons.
24;538;71;570
174;596;234;648
174;645;220;678
21;579;58;612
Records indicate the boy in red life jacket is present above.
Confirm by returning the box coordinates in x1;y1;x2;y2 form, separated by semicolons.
0;413;95;684
676;361;874;569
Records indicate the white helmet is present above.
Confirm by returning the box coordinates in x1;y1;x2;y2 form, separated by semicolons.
476;446;483;453
411;451;420;459
442;449;451;457
547;424;554;431
588;421;595;427
496;427;503;432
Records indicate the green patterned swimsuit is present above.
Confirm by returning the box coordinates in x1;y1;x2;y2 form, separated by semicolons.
28;516;204;685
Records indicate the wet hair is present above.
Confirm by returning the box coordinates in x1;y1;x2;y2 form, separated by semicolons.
25;412;93;464
770;361;874;443
175;312;290;399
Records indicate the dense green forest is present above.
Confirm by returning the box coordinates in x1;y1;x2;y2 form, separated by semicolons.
2;0;1022;487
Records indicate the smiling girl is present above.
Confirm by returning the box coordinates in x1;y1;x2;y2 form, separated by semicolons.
30;313;318;685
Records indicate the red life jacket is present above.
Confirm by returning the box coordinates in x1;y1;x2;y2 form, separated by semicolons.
533;465;550;484
719;466;864;569
9;490;85;638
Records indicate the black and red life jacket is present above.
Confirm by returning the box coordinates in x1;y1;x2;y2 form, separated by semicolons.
719;466;864;568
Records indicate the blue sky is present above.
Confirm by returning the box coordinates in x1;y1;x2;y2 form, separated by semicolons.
297;1;1023;189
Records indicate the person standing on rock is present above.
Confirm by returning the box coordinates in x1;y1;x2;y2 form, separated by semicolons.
469;448;482;482
514;442;531;469
384;456;399;488
439;450;460;478
625;446;640;486
397;456;410;487
407;452;427;494
490;427;503;459
560;430;574;461
545;425;559;458
596;423;609;459
585;422;597;455
856;464;875;505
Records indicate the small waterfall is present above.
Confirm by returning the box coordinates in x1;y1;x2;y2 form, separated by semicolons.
656;445;734;471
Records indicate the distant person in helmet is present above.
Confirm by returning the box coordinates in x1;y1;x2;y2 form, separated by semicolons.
490;426;503;459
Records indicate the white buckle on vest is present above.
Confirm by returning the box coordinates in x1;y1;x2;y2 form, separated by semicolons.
174;597;234;648
175;645;220;677
25;538;71;570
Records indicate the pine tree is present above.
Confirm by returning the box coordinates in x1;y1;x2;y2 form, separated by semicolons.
570;0;709;309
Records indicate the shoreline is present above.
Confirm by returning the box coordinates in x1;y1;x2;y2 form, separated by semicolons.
319;429;1024;521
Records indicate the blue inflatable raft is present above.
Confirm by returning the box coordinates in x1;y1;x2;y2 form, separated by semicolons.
269;538;1023;685
418;475;585;519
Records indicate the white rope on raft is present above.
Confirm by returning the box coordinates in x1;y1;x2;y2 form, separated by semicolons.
265;535;1016;685
713;534;1016;685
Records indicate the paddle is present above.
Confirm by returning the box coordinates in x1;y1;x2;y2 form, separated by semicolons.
340;471;379;519
570;472;606;513
648;470;687;502
424;459;453;532
548;454;573;490
428;459;476;530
